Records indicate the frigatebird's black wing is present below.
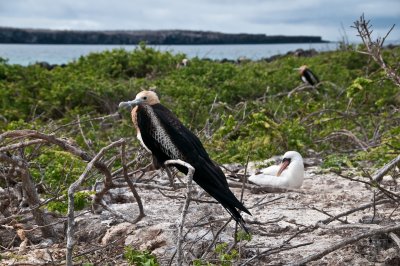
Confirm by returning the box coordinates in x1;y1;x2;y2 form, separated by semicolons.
135;103;251;221
303;68;319;86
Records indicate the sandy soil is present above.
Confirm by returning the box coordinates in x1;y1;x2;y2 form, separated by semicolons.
1;161;399;265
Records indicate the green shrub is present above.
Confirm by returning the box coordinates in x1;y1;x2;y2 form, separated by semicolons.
124;246;159;266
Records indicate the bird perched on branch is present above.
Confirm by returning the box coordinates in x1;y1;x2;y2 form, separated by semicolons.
249;151;304;189
119;90;251;231
294;65;319;86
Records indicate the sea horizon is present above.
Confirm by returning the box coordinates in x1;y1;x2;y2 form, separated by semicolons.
0;42;340;66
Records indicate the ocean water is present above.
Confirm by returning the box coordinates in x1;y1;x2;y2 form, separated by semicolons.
0;42;339;66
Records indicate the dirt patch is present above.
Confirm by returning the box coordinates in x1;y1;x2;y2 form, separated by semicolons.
1;163;399;265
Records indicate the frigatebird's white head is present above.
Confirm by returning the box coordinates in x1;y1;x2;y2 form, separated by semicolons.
293;65;308;74
118;90;160;109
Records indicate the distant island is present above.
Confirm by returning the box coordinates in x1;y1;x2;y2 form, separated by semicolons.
0;27;327;45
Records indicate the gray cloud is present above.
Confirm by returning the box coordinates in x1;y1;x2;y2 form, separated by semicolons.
0;0;399;42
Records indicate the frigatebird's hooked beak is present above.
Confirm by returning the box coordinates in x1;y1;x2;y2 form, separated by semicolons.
118;98;144;109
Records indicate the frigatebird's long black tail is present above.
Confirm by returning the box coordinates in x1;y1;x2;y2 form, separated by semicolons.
189;158;251;232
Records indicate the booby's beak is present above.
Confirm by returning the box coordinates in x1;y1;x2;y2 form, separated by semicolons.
118;98;144;109
277;159;290;176
293;68;301;71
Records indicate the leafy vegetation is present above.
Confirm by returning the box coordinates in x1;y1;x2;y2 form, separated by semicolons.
1;44;399;169
124;246;159;266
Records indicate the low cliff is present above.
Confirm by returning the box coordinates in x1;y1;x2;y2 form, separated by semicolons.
0;27;327;44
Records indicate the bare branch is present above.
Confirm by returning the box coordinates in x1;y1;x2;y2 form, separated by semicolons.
121;142;145;223
353;14;400;87
66;139;124;266
372;154;400;183
0;153;56;239
291;223;400;266
164;159;195;266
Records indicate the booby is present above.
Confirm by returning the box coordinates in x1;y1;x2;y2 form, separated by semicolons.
119;90;251;230
294;65;319;86
249;151;304;189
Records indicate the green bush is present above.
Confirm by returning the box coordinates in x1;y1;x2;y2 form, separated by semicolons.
124;246;159;266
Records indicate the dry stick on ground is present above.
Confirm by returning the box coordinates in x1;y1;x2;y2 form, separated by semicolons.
157;189;218;204
372;154;400;183
240;241;314;266
168;215;215;266
278;198;392;248
319;198;392;225
201;217;234;260
66;139;125;266
388;232;400;249
163;159;195;266
334;171;400;203
290;222;400;266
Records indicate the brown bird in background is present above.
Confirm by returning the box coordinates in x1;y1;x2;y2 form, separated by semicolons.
294;65;319;86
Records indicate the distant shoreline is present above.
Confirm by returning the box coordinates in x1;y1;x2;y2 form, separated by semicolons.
0;27;329;45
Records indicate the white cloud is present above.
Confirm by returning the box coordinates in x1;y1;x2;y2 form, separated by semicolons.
0;0;399;42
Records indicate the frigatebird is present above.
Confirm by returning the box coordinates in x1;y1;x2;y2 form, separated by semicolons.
295;65;319;86
119;90;251;231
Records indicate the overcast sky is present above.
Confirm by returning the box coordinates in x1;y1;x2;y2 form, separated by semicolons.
1;0;399;42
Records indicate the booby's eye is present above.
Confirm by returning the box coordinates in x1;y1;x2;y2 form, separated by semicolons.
143;96;148;100
282;158;291;163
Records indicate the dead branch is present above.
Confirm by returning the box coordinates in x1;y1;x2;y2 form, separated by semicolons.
228;179;304;194
77;114;95;154
334;171;400;203
50;112;121;134
319;198;392;225
0;153;56;239
248;196;285;209
66;139;124;266
352;14;400;87
164;159;195;266
372;154;400;183
291;222;400;266
317;129;369;151
388;232;400;250
287;84;319;98
241;241;314;266
0;139;48;152
317;222;382;230
157;189;218;204
121;142;145;223
201;217;234;260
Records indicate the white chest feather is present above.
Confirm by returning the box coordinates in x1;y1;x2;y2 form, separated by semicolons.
144;105;183;159
137;132;151;153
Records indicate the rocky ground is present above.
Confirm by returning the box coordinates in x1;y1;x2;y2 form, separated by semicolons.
1;158;400;265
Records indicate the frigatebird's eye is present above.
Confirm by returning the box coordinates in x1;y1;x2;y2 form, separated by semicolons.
143;96;147;100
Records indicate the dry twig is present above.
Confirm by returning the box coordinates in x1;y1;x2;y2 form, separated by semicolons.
164;159;195;266
66;139;124;266
352;14;400;87
291;222;400;266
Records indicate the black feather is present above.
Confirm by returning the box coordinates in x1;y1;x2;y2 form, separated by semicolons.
136;103;251;230
302;68;319;86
